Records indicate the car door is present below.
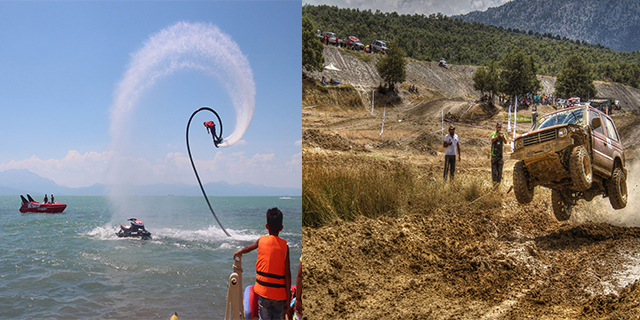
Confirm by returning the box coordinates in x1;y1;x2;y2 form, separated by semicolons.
601;114;623;174
590;110;611;177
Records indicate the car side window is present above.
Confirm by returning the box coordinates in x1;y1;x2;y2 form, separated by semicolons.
602;116;619;142
590;111;604;135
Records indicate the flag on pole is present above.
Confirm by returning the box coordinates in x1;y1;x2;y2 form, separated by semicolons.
507;104;512;132
511;96;518;152
371;90;375;115
380;105;386;135
513;96;518;140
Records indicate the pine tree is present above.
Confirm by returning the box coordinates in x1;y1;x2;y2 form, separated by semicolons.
473;66;488;95
376;40;407;88
486;60;500;102
302;16;324;73
499;49;541;101
554;54;597;99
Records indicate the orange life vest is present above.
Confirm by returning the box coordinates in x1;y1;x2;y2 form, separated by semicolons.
254;235;288;300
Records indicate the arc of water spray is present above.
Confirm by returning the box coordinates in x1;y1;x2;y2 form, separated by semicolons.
108;22;255;232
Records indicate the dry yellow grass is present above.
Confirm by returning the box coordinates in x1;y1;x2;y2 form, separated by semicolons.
303;150;502;227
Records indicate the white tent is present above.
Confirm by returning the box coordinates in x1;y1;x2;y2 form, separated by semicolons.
324;63;340;71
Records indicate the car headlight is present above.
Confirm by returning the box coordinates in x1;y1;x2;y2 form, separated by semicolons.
515;138;523;149
558;128;568;137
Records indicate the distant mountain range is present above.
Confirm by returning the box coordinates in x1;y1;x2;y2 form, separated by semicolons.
455;0;640;52
0;169;301;197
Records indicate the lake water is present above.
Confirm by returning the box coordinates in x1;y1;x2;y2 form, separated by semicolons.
0;195;301;319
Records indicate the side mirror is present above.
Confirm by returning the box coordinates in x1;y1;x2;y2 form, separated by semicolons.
591;117;602;130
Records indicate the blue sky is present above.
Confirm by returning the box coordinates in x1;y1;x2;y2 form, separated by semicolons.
0;2;301;189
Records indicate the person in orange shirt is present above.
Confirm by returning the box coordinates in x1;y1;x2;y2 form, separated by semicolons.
234;208;291;320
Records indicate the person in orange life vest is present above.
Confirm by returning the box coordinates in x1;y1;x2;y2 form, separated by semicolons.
234;207;291;320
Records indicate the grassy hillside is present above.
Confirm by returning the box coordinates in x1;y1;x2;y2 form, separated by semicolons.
303;4;640;88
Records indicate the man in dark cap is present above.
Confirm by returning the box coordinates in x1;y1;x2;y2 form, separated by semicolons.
443;125;460;182
491;122;507;186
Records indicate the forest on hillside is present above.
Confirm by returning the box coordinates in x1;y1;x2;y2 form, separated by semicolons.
303;5;640;89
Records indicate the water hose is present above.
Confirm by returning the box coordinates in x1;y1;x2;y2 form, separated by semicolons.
186;107;230;237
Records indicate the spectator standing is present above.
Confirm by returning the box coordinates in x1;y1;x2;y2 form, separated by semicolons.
234;208;291;319
490;123;507;187
443;125;461;182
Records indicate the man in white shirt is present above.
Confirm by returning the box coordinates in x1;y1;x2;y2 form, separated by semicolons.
443;125;461;181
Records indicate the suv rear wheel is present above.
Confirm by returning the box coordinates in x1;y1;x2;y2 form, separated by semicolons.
514;160;534;204
608;167;627;209
569;145;592;191
551;189;572;221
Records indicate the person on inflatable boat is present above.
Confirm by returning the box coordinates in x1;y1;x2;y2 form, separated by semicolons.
234;207;291;320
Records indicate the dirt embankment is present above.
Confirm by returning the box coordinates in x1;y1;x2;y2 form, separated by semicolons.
310;46;640;113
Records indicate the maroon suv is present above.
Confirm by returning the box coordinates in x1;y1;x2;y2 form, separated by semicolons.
511;106;627;221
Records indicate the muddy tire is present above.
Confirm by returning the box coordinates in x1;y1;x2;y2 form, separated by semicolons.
551;189;572;221
608;167;628;210
569;146;592;192
513;160;534;204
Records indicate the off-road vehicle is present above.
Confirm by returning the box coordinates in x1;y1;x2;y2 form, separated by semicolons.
511;106;627;221
370;40;387;54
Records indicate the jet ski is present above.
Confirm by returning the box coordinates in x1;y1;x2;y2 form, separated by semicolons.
20;194;67;213
116;218;152;240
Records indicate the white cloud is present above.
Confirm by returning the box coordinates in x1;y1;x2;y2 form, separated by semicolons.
0;150;112;188
294;139;302;146
234;139;248;145
0;149;301;189
287;152;302;168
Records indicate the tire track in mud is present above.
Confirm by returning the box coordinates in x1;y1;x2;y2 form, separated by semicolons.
303;197;640;319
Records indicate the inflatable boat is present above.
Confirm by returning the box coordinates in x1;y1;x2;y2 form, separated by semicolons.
20;194;67;213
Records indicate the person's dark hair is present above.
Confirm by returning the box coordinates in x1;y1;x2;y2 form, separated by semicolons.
266;207;283;231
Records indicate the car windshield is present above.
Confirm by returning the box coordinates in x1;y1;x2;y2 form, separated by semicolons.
533;108;585;130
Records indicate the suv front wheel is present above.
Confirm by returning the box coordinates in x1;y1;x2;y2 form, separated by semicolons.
608;167;628;209
569;145;592;191
514;160;534;204
551;189;572;221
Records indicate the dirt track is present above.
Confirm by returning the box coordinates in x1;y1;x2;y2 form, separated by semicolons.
304;203;640;319
302;47;640;319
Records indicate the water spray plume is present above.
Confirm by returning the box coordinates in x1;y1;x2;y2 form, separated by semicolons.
106;22;255;224
109;21;255;151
